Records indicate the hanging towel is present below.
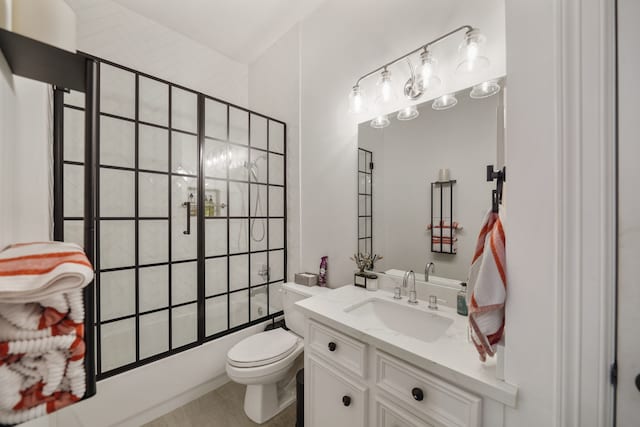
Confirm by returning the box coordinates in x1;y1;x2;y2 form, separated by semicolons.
0;242;92;425
467;210;506;362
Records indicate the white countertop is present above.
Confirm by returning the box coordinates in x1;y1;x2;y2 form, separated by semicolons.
295;284;518;407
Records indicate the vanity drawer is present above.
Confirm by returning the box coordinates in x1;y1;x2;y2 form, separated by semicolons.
307;320;367;378
376;351;481;427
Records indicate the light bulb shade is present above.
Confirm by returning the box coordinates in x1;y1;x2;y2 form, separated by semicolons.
370;115;390;129
397;105;419;121
376;69;397;105
470;80;501;99
456;29;490;74
432;94;458;111
348;85;365;113
416;50;441;92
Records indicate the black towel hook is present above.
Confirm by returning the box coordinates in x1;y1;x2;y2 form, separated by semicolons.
486;165;506;213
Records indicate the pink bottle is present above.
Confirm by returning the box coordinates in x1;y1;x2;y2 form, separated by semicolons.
319;256;328;286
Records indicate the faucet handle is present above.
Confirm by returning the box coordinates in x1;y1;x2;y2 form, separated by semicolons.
393;287;402;300
428;295;438;310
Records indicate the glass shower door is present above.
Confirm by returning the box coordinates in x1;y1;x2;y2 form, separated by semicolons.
57;56;287;379
202;99;286;339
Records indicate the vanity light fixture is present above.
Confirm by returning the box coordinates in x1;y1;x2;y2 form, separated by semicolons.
370;114;390;129
432;94;458;111
456;28;490;74
397;105;419;121
348;25;488;115
469;79;501;99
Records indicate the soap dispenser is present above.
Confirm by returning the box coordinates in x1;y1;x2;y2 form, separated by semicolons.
457;282;468;316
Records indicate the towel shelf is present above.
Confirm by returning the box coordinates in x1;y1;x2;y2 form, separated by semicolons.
430;180;457;255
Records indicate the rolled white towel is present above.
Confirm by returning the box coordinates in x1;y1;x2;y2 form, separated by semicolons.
0;365;22;411
0;242;93;303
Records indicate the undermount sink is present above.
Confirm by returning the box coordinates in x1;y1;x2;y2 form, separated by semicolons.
344;298;453;343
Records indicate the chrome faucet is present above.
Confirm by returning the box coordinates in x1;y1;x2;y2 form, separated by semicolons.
424;262;435;282
403;270;418;305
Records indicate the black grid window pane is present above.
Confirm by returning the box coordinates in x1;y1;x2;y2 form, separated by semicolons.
357;148;373;254
57;57;286;380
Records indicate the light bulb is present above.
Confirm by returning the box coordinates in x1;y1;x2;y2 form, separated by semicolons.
470;80;501;99
377;69;394;104
416;50;441;92
370;115;390;129
432;94;458;111
397;105;419;121
457;29;490;74
348;85;365;114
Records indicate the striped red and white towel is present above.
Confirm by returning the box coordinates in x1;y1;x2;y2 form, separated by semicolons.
0;242;93;425
0;242;93;303
467;210;506;362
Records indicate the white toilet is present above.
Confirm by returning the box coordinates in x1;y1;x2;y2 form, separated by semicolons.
226;282;329;424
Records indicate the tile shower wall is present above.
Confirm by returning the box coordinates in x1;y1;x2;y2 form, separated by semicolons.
60;59;286;379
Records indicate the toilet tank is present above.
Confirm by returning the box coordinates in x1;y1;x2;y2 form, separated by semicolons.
282;282;329;337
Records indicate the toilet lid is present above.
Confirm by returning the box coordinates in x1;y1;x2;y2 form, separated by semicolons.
227;328;299;368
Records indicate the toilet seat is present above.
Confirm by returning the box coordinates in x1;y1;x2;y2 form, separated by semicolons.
227;328;299;368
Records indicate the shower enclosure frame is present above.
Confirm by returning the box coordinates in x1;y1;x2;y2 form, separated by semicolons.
53;54;287;380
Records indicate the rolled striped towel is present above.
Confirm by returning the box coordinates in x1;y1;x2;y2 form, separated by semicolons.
467;209;506;362
0;242;93;303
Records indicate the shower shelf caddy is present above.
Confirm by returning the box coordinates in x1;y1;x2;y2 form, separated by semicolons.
0;26;98;408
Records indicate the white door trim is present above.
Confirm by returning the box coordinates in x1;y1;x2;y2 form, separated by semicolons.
556;0;617;425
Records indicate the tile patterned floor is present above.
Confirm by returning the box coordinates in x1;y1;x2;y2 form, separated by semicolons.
143;381;297;427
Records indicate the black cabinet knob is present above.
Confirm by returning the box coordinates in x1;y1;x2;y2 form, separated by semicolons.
328;342;337;352
342;395;351;407
635;374;640;392
412;387;425;401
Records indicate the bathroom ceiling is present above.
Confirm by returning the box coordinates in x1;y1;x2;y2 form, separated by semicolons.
111;0;326;64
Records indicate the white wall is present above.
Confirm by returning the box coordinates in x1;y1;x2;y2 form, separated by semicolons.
297;0;506;286
248;25;302;279
359;93;499;281
0;54;51;248
503;0;617;425
65;0;248;106
616;0;640;420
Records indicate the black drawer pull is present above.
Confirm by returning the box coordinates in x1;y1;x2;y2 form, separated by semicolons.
412;387;424;401
342;395;351;407
636;374;640;392
328;342;337;352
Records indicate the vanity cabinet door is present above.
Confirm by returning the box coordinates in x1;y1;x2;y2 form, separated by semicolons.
306;355;368;427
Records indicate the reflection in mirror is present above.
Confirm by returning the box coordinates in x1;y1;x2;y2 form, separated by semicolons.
357;78;505;282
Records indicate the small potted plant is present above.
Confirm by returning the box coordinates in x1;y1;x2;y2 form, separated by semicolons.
350;253;383;288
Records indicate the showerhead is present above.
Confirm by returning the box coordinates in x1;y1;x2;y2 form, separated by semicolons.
244;155;266;181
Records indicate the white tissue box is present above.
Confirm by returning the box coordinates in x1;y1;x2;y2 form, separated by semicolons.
294;272;318;286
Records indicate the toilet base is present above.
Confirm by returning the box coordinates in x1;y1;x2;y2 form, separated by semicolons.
244;381;296;424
